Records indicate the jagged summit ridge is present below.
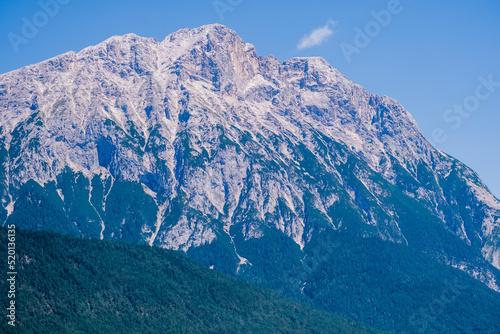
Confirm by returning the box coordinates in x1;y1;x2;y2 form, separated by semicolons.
0;25;499;290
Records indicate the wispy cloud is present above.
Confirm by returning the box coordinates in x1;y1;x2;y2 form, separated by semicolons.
297;20;336;50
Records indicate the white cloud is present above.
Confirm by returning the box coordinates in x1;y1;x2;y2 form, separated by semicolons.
297;20;336;50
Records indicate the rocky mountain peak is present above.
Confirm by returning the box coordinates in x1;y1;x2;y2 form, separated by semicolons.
162;23;239;45
160;24;260;93
1;25;500;290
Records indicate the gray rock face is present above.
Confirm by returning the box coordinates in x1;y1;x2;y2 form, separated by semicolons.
1;24;499;289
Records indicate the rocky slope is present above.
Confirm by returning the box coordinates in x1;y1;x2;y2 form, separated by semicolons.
1;24;500;292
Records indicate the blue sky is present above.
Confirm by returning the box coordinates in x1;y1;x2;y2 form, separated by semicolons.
1;0;499;197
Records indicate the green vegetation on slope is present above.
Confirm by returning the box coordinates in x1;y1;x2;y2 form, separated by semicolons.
0;227;381;334
302;231;500;334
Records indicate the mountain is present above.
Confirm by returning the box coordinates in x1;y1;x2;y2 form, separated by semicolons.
0;227;382;334
1;24;500;332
